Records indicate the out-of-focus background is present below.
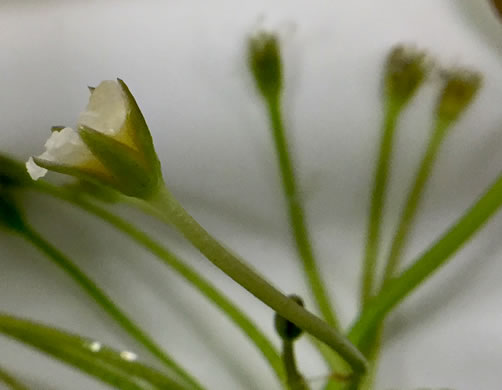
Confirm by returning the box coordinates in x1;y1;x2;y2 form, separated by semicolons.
1;1;502;389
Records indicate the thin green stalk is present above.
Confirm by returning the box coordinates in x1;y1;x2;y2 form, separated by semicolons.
0;366;29;390
0;313;189;390
147;186;367;375
335;328;382;390
354;118;452;390
356;329;381;390
349;169;502;348
382;118;451;284
311;338;350;377
19;225;204;390
361;102;401;305
266;96;339;330
33;182;287;388
282;341;311;390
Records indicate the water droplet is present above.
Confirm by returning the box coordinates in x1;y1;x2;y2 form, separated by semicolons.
120;350;137;361
88;341;102;353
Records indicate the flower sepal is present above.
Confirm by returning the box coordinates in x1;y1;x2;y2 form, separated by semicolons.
78;125;161;199
116;79;162;178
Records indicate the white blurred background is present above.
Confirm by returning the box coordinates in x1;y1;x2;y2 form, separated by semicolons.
1;1;502;389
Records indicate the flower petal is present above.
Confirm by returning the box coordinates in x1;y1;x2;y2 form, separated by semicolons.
26;157;47;180
26;127;94;180
78;80;127;136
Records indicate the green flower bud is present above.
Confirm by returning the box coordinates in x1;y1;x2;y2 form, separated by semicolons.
27;80;163;199
383;45;429;108
274;295;304;341
436;68;482;123
248;31;283;101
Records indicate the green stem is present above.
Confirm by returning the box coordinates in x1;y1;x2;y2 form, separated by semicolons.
349;170;502;347
33;182;286;388
354;118;453;390
0;366;29;390
282;341;311;390
353;118;453;390
341;327;382;390
361;102;401;305
382;118;451;285
20;225;204;390
357;328;382;390
0;313;189;390
266;96;339;329
148;186;367;374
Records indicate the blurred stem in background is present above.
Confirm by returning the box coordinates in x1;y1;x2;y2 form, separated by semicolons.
349;158;502;349
0;314;190;390
19;226;204;390
360;101;400;305
382;69;482;285
0;366;29;390
361;46;429;306
0;175;203;390
356;68;482;390
248;30;340;330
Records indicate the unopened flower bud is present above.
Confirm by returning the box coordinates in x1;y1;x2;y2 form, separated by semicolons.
274;295;304;341
248;31;283;101
27;80;163;199
436;69;482;123
383;45;429;108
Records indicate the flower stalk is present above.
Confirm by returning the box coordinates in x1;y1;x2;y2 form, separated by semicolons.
1;171;202;390
0;366;29;390
360;100;401;305
353;67;482;390
29;178;287;388
248;30;340;330
349;168;502;349
147;186;367;374
19;225;204;390
360;45;429;305
275;295;311;390
382;68;482;286
0;314;189;390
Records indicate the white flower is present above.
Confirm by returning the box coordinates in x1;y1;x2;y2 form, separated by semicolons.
26;79;161;198
26;81;128;181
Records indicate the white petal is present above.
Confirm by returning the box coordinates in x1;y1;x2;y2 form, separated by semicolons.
25;157;47;180
26;127;94;180
42;127;93;166
78;80;127;136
